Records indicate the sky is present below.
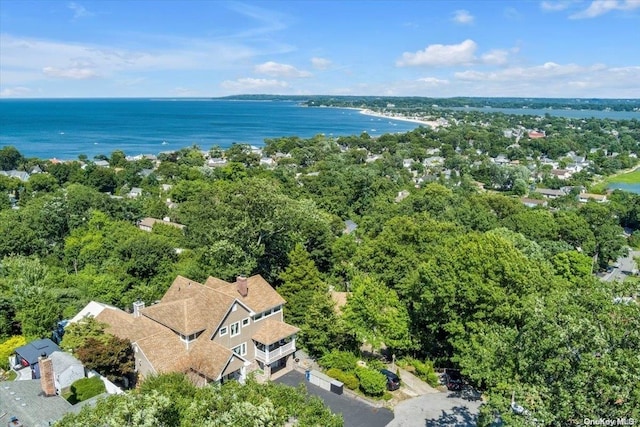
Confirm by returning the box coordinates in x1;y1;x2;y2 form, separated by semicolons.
1;0;639;98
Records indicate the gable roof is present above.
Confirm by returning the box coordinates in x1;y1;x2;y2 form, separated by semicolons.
95;306;165;343
141;298;210;336
214;275;286;313
49;351;83;374
135;328;235;381
14;339;60;365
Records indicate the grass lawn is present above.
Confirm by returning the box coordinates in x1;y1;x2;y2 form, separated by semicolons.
611;168;640;184
591;168;640;192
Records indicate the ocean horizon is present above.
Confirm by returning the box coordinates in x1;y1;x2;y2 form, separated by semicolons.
1;98;639;160
0;99;421;160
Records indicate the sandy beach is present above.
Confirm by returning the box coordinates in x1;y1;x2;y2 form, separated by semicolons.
359;109;441;128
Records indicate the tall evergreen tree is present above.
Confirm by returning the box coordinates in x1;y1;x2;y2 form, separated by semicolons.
278;243;326;327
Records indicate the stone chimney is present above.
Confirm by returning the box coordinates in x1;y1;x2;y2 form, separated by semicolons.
39;355;56;397
133;299;145;318
236;275;248;297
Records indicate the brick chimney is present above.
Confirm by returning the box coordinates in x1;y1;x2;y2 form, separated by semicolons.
39;355;56;397
133;299;145;318
236;275;248;297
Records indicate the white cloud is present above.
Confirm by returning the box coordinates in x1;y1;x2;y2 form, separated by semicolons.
220;78;289;93
452;10;474;24
396;39;477;67
540;1;573;11
0;87;32;97
67;2;94;19
454;62;597;81
417;77;449;86
254;61;311;78
481;49;510;65
449;63;640;97
0;34;259;86
43;66;99;79
311;57;332;70
570;0;640;18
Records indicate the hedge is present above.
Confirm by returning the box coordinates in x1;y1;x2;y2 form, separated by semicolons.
319;350;358;372
69;376;106;403
355;367;387;396
326;368;359;390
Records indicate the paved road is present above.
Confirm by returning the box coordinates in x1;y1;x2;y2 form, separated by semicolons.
603;249;640;282
387;389;482;427
275;370;394;427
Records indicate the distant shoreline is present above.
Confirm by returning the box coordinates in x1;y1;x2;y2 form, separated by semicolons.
357;108;441;128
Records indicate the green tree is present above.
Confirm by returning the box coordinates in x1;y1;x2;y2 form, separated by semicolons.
342;275;412;352
60;316;108;352
0;146;23;170
278;244;326;327
75;334;134;383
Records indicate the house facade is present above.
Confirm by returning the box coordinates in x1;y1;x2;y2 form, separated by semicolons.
71;275;299;385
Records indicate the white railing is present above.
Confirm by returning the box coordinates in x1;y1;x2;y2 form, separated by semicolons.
254;340;295;363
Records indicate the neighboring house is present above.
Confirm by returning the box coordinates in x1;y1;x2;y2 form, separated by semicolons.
521;198;548;208
344;220;358;234
395;190;410;203
578;193;608;203
127;187;143;198
49;351;85;394
528;131;545;139
0;170;30;182
0;380;90;427
71;274;299;385
93;160;110;168
535;188;566;199
11;339;60;375
260;157;275;167
550;169;572;180
138;217;186;232
139;168;154;178
207;158;227;167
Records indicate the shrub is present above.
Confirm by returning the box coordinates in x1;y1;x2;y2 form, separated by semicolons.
355;367;387;396
0;336;26;370
365;358;385;371
404;357;439;387
326;368;359;390
69;376;106;403
319;350;358;372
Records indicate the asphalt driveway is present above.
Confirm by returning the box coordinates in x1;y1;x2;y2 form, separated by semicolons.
387;388;482;427
275;370;394;427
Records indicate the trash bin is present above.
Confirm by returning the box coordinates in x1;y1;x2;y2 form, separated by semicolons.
330;379;344;395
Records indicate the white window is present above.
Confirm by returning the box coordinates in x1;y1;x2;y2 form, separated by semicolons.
242;317;250;327
254;313;263;322
230;321;240;337
264;309;272;317
233;342;247;356
273;305;281;313
219;326;228;336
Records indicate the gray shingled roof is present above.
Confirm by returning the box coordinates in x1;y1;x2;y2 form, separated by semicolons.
14;339;60;366
0;380;89;427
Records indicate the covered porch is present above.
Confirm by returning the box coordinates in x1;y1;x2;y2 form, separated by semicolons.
252;319;300;379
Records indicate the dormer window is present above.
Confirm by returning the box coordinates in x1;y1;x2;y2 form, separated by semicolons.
180;331;202;343
220;327;228;336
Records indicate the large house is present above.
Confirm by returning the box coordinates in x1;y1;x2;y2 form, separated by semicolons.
71;275;299;385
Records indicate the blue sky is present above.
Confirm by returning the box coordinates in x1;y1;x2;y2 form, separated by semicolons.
1;0;639;98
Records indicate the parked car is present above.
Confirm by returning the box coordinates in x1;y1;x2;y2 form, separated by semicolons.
445;370;463;391
380;369;401;391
